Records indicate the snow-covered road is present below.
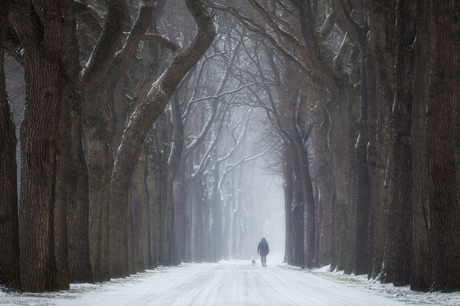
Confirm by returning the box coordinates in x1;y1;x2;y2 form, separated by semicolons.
57;258;405;306
2;256;457;305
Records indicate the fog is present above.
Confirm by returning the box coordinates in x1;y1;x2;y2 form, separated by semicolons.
244;163;285;257
214;124;286;260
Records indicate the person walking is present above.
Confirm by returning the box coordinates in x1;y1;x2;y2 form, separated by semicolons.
257;238;270;267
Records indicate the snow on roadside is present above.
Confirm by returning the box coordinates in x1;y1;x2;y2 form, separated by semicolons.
301;265;460;306
0;266;173;305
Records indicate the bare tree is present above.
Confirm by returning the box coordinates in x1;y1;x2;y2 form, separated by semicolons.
109;0;216;275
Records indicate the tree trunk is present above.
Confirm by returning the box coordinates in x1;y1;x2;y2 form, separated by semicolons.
81;0;127;281
426;0;460;292
153;116;168;266
12;0;64;292
388;0;416;286
190;142;207;263
222;190;232;260
329;93;355;274
85;91;117;280
312;110;333;268
191;172;204;262
354;65;371;275
143;146;155;269
60;0;93;284
290;147;305;268
209;147;223;263
175;160;189;262
292;121;315;269
126;192;135;274
167;92;186;265
130;152;147;272
0;0;20;289
145;128;168;268
87;0;156;279
231;190;240;260
367;0;396;281
409;0;432;292
365;48;378;280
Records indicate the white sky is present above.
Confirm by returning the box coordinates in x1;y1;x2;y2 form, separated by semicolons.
2;253;458;305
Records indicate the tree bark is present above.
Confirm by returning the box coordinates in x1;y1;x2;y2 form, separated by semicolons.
60;0;93;284
292;120;315;269
365;48;378;280
312;110;333;268
130;151;148;272
0;0;20;290
80;0;127;282
329;94;356;274
354;64;371;275
388;0;416;286
367;0;396;281
283;147;293;264
167;92;185;265
409;0;432;292
426;0;460;292
11;0;64;292
290;146;305;268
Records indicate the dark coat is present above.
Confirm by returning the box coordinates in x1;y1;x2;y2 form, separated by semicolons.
257;238;269;256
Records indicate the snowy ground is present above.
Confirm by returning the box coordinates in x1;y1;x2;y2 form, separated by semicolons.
1;254;459;305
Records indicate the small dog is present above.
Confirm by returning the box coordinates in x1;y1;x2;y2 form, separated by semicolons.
251;259;256;267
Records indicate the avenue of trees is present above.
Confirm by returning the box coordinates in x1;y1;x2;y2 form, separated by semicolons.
1;0;459;294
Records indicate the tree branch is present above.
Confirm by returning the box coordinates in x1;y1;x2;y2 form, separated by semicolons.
143;33;180;51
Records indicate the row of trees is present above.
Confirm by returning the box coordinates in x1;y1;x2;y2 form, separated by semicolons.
0;0;221;292
218;0;460;292
1;0;281;293
1;0;459;295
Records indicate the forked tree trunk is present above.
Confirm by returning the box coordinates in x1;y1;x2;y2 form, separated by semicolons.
109;0;215;276
81;0;127;282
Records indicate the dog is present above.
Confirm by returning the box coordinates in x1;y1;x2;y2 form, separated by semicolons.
251;259;256;267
